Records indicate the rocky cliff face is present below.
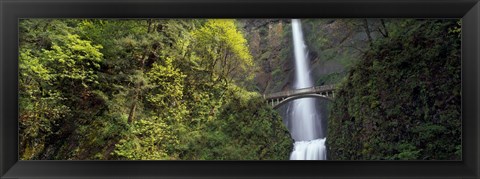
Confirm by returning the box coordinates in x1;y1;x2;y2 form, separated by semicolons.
240;19;380;94
239;19;291;94
327;19;461;160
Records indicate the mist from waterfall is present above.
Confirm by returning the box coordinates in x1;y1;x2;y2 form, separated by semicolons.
287;19;327;160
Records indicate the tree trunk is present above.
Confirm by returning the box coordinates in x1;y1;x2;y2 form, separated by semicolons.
103;19;156;159
378;19;389;37
363;19;373;45
127;101;137;124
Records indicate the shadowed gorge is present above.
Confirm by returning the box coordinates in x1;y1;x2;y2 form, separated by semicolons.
18;18;461;160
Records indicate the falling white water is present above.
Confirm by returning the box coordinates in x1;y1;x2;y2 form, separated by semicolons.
290;138;327;160
288;19;327;160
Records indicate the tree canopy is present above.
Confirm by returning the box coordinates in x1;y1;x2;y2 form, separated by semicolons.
19;19;292;160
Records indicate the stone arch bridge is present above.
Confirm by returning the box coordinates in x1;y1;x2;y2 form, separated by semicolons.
263;84;336;109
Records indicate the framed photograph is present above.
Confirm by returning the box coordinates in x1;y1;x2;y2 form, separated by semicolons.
1;0;479;178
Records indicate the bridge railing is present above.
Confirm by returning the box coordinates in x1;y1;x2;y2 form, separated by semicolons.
263;84;335;100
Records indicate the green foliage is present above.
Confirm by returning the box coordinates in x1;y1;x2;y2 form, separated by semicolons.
316;72;346;86
146;58;187;113
114;116;178;160
178;86;292;160
19;19;292;160
192;19;255;84
328;19;461;160
19;19;105;159
42;33;103;84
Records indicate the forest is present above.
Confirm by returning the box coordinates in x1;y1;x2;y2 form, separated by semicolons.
19;18;461;160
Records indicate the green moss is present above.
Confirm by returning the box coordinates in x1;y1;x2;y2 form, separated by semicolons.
327;19;461;160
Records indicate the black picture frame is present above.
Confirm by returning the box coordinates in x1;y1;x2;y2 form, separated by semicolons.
1;0;479;178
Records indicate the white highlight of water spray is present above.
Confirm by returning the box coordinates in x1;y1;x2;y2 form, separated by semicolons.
290;138;327;160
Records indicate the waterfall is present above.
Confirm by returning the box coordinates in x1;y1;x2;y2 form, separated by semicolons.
288;19;327;160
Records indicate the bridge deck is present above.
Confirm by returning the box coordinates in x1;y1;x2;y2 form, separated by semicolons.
263;84;335;100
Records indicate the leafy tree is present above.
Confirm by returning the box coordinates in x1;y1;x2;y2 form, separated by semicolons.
19;19;104;159
114;116;178;160
192;19;254;86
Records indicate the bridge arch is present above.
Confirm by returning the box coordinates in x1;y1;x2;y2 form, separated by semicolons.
272;94;333;109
